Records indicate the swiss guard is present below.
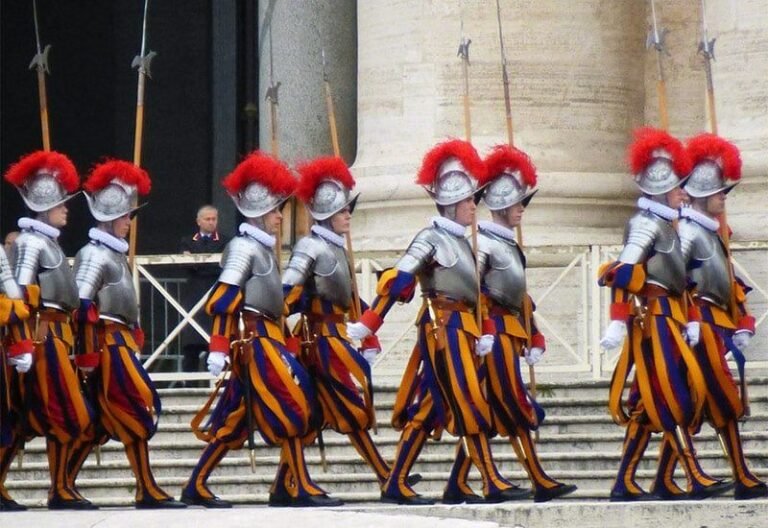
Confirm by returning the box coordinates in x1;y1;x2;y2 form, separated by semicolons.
182;152;338;508
677;133;767;500
347;139;528;505
71;160;185;509
599;128;731;501
3;151;93;509
477;144;577;503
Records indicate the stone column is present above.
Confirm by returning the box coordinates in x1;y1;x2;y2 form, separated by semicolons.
354;0;646;253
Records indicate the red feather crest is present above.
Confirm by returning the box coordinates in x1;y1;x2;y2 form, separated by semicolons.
627;127;691;179
296;157;355;203
85;159;151;196
686;133;741;182
482;145;537;187
417;139;486;187
222;151;296;196
4;151;79;192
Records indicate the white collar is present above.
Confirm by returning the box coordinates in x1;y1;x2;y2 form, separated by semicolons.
311;225;345;247
432;216;466;237
680;206;720;232
89;228;129;253
239;222;275;248
637;197;678;222
478;220;517;241
18;217;60;239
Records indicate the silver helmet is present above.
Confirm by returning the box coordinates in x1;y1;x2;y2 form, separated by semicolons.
308;179;359;221
19;171;79;212
684;133;742;199
684;160;737;198
427;158;478;206
481;145;539;211
482;171;537;211
231;181;290;218
297;157;359;221
634;151;684;195
417;139;484;206
83;160;151;222
223;151;296;219
628;128;690;196
4;151;80;212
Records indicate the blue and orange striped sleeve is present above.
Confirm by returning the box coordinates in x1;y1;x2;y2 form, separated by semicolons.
206;282;243;354
597;260;646;321
357;268;416;333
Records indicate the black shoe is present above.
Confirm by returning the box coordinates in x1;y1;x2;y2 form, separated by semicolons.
609;488;653;502
0;497;28;511
689;480;734;501
406;473;423;487
484;486;533;503
381;491;435;505
292;494;345;507
48;495;96;510
180;490;232;508
650;485;688;501
135;496;188;509
268;491;293;507
735;482;768;501
442;490;484;505
534;483;578;503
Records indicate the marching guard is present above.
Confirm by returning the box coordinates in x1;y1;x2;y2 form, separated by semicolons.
3;151;93;509
676;133;767;500
599;128;731;501
474;144;577;503
182;152;339;508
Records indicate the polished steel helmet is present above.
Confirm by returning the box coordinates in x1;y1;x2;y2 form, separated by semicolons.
684;160;737;198
427;158;478;206
232;181;290;218
296;157;358;221
308;179;359;221
628;128;691;196
684;133;742;198
85;179;145;222
482;171;537;211
4;151;80;212
19;171;78;212
634;151;684;195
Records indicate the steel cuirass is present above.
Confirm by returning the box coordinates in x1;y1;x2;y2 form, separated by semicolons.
678;217;732;309
618;210;686;296
218;235;283;320
477;228;526;312
12;230;79;310
396;226;478;306
0;247;22;300
282;234;353;310
74;243;138;324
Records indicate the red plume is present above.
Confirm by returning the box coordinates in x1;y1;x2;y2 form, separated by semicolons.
627;127;691;179
85;160;151;196
222;151;296;195
417;139;486;187
686;133;741;182
296;157;354;204
482;145;537;187
4;151;79;192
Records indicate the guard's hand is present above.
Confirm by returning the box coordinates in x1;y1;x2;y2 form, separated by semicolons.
733;331;752;353
361;348;378;366
684;321;700;347
524;347;544;366
9;352;33;373
79;366;95;374
600;320;627;350
347;321;372;341
207;351;229;377
476;334;495;357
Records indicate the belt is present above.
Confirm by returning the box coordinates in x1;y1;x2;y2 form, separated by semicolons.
487;305;520;317
37;309;71;324
428;296;473;313
639;284;672;300
306;313;346;324
103;322;130;334
243;310;276;324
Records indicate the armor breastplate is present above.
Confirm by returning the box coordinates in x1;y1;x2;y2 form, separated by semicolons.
478;229;526;312
618;211;686;296
283;234;352;310
218;236;283;319
678;218;731;309
74;243;138;324
0;247;22;299
13;230;79;310
397;226;478;306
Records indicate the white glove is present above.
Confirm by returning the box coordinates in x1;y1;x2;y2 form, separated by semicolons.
524;347;544;366
79;366;95;374
684;321;700;347
476;334;495;357
362;349;378;366
9;353;33;373
733;331;752;353
346;321;372;341
207;352;229;377
600;320;627;350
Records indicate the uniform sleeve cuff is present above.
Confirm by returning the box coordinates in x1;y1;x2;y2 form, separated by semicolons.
8;339;34;357
531;333;546;350
362;335;381;351
285;336;301;355
610;302;631;321
359;310;383;333
209;335;230;355
482;319;496;335
737;315;756;334
687;304;702;322
75;352;100;368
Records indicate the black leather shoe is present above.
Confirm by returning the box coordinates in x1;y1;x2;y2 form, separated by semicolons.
0;497;28;511
48;495;96;510
735;482;768;501
689;480;734;501
442;490;484;504
180;490;232;508
650;485;688;501
135;497;188;509
484;486;533;503
292;494;345;507
381;491;435;505
609;488;653;502
268;489;293;507
406;473;423;486
534;483;577;503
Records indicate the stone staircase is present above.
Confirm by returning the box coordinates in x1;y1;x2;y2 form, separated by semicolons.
7;377;768;507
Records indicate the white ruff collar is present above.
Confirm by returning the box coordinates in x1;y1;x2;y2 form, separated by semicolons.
478;220;517;241
239;223;275;248
89;228;129;253
637;197;678;222
18;217;60;239
432;216;466;237
311;225;345;247
680;206;720;232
